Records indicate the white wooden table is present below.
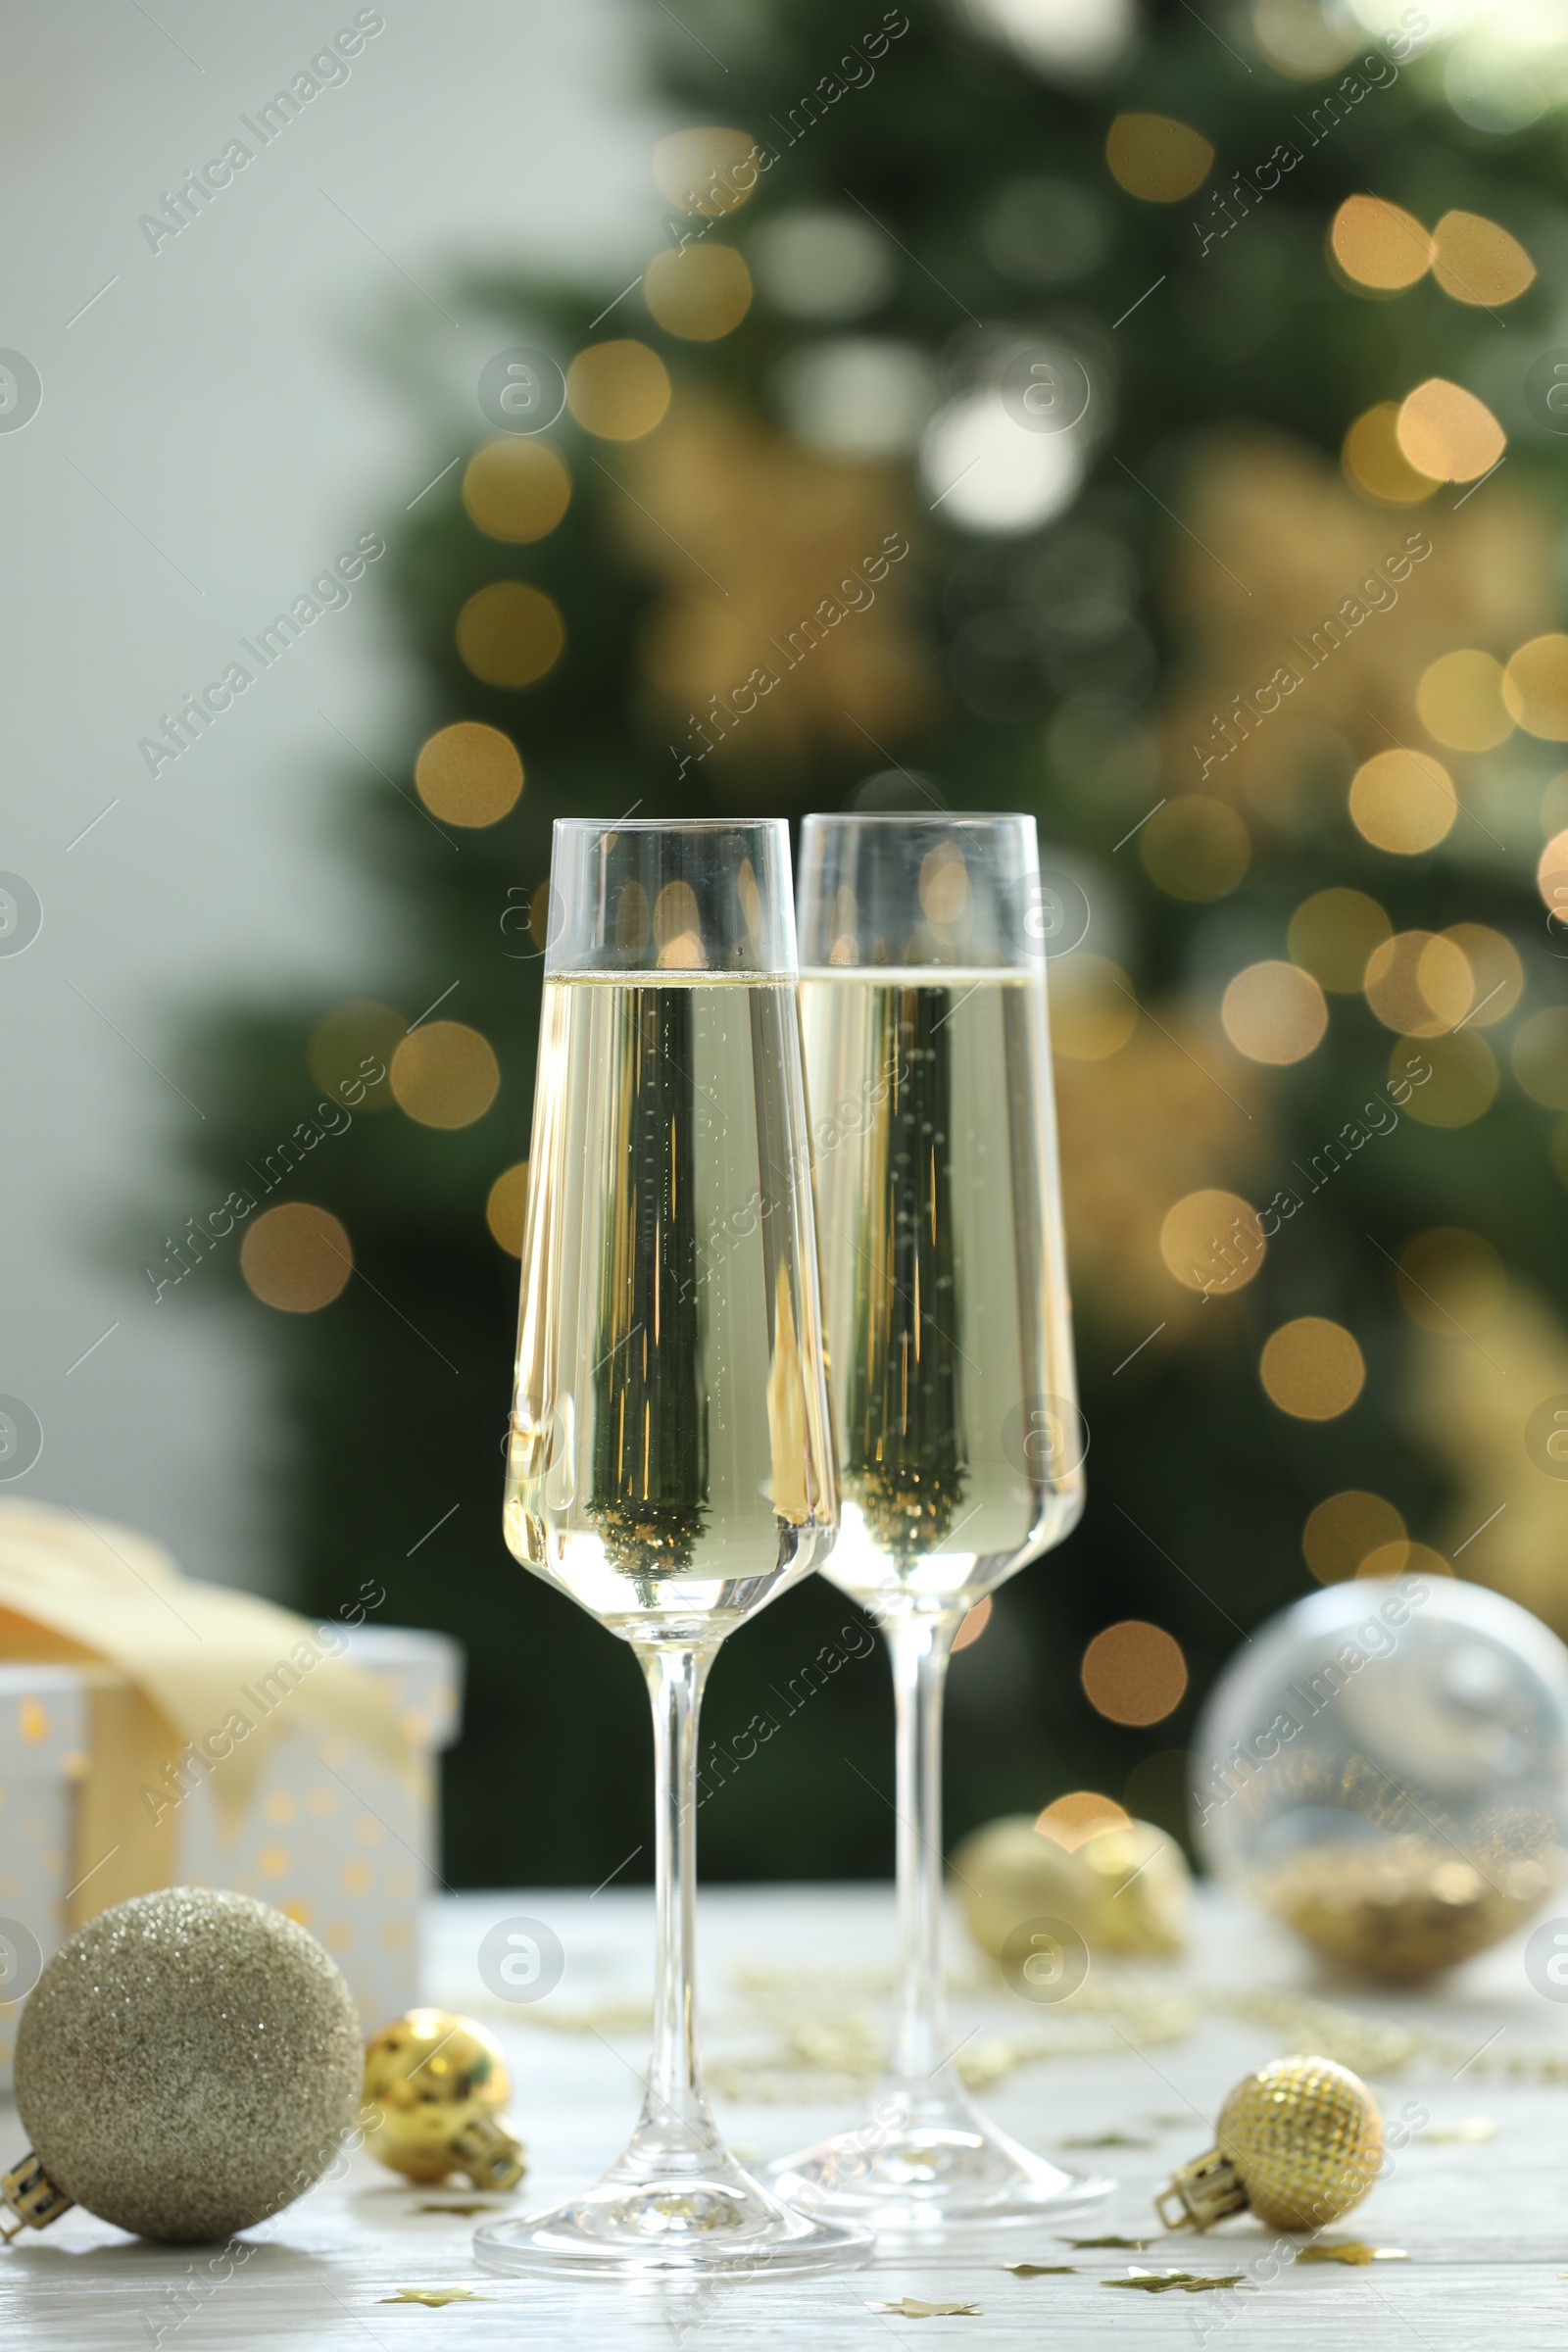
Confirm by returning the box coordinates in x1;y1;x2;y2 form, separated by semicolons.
2;1883;1564;2347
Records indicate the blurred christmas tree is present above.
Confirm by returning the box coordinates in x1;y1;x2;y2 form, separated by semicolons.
170;0;1568;1885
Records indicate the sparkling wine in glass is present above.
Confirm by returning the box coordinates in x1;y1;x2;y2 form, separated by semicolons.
769;811;1112;2237
475;817;870;2280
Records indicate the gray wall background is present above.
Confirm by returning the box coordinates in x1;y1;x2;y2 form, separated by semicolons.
0;0;655;1592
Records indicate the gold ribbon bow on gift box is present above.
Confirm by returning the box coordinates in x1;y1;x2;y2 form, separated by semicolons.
0;1500;407;1929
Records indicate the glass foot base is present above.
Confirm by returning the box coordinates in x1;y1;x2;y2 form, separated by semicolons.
769;2095;1115;2240
473;2148;874;2279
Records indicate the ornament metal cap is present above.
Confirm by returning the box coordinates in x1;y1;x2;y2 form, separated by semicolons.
1155;2054;1385;2234
362;2008;527;2192
0;2152;73;2241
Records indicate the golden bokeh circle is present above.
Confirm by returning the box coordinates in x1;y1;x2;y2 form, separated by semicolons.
1105;113;1214;202
1348;748;1455;855
1141;795;1250;901
1416;649;1512;752
565;340;672;440
455;582;564;689
307;1000;407;1112
240;1202;353;1313
1160;1189;1264;1296
390;1021;502;1129
1342;402;1439;506
1035;1790;1130;1850
461;440;571;544
1288;888;1391;993
652;126;760;219
1444;922;1522;1025
1364;930;1473;1036
1430;210;1536;307
1513;1006;1568;1109
1050;954;1139;1061
485;1160;530;1257
1359;1539;1450;1581
1502;635;1568;741
1221;959;1328;1064
1396;1227;1506;1335
1259;1317;1365;1421
1303;1491;1407;1584
1396;378;1506;483
645;244;753;341
415;722;523;827
1538;826;1568;921
1329;195;1431;290
1396;1031;1499;1129
1081;1621;1189;1727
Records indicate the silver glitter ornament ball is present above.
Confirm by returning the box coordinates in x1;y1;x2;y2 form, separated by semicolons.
15;1887;362;2242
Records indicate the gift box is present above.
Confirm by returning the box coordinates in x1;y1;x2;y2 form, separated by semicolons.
0;1504;464;2084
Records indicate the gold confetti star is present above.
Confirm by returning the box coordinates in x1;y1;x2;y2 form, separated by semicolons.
1105;2269;1246;2294
1298;2243;1409;2266
1006;2262;1077;2276
1065;2233;1151;2248
381;2286;492;2306
868;2298;983;2318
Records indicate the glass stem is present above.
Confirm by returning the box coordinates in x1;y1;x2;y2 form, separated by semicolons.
630;1640;720;2161
885;1609;963;2097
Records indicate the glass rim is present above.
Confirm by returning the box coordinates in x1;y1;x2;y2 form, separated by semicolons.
800;810;1034;829
551;816;788;837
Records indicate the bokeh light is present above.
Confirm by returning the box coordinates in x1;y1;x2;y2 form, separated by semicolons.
1444;923;1522;1026
1049;953;1138;1060
1160;1189;1265;1296
1259;1317;1365;1420
456;582;564;688
1396;378;1505;482
415;722;523;827
1359;1540;1451;1581
240;1203;353;1313
748;209;895;320
390;1021;502;1129
1252;0;1362;76
1395;1030;1498;1127
652;126;760;219
1396;1227;1507;1335
1502;635;1568;740
1141;795;1250;900
1330;194;1431;290
1221;959;1328;1064
564;340;671;440
1513;1006;1568;1109
485;1160;530;1257
1302;1490;1407;1584
1034;1790;1131;1849
1104;112;1213;202
1348;747;1456;854
1416;649;1512;752
461;441;571;544
1342;402;1439;505
1081;1621;1189;1726
644;243;753;340
1288;887;1391;992
1363;930;1473;1036
952;1595;993;1652
1538;828;1568;930
920;390;1082;532
307;1000;406;1111
1430;210;1536;307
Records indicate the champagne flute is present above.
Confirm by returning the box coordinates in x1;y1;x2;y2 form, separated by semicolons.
475;817;870;2280
769;811;1112;2237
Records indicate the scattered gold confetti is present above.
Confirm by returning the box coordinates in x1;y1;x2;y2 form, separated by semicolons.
1298;2243;1409;2265
382;2285;491;2305
1105;2269;1246;2294
1066;2234;1152;2249
1007;2262;1077;2276
1416;2118;1494;2143
869;2298;982;2318
1059;2132;1152;2148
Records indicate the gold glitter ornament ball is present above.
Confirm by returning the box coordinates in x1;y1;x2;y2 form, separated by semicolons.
362;2008;526;2189
13;1888;362;2242
1158;2055;1384;2233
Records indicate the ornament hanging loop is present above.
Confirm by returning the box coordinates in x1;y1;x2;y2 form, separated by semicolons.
0;2151;73;2240
1155;2149;1248;2232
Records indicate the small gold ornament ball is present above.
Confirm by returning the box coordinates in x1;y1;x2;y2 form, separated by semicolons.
1217;2055;1385;2230
14;1888;362;2242
362;2008;523;2187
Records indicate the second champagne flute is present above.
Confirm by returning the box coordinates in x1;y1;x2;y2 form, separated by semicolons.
770;811;1112;2237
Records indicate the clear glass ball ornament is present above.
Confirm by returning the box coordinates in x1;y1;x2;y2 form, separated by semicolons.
1192;1575;1568;1978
